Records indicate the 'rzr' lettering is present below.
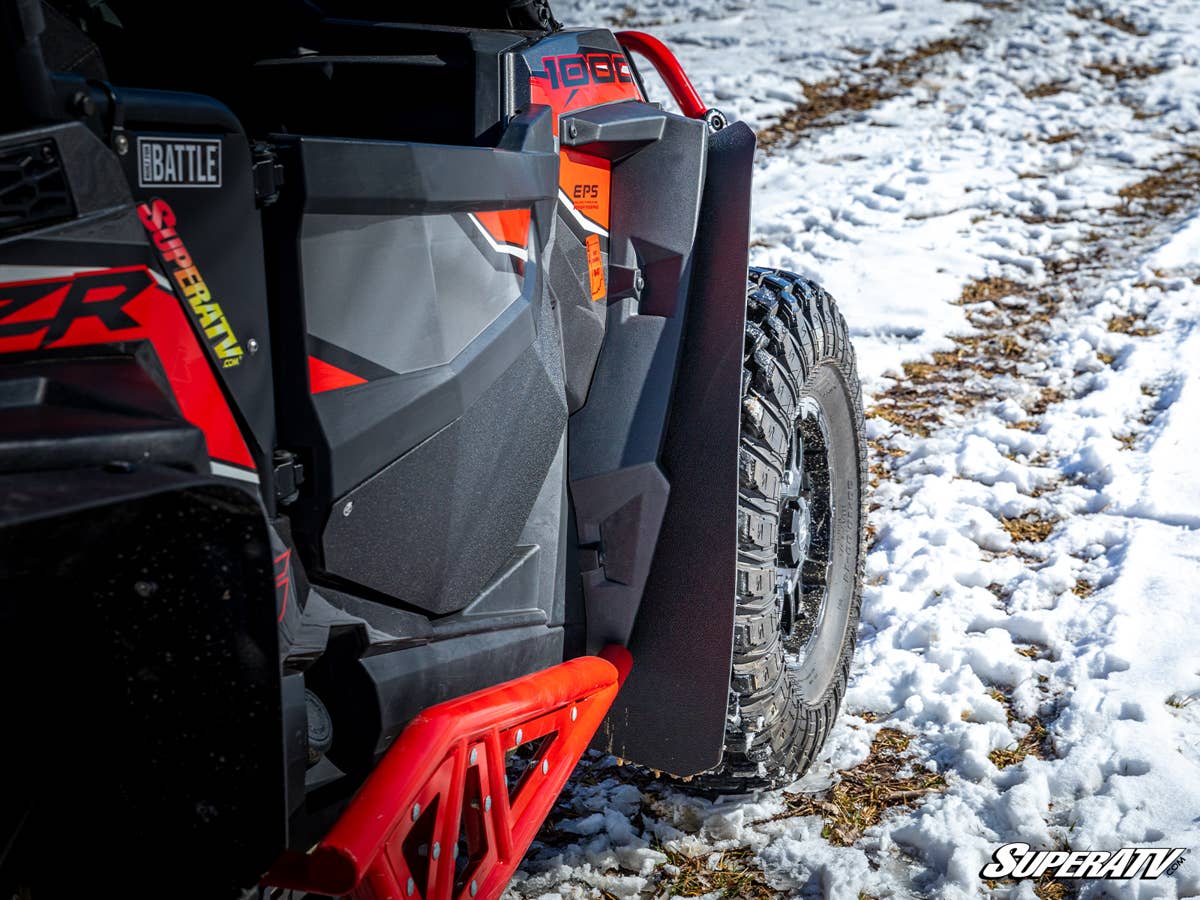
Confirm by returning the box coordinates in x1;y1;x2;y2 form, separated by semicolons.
0;269;151;345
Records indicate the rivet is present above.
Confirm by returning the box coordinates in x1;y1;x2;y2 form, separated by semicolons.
432;842;441;860
112;132;129;155
469;747;477;765
542;759;549;775
484;795;492;811
247;338;260;354
343;501;354;517
514;728;523;745
570;706;578;721
470;880;478;896
406;877;415;896
411;802;420;821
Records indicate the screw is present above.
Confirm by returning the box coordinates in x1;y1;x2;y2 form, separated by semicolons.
342;501;354;517
634;271;645;293
470;880;478;897
570;706;578;722
542;759;549;775
469;748;477;765
484;795;492;811
432;842;440;861
112;132;129;155
567;121;578;140
411;802;420;822
514;728;523;745
406;877;415;896
247;338;259;354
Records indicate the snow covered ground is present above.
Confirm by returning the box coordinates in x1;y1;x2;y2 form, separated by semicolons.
509;1;1200;898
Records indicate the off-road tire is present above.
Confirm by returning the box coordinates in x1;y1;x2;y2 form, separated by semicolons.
698;268;867;792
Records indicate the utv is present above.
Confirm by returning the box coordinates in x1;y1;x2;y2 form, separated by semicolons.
0;1;867;897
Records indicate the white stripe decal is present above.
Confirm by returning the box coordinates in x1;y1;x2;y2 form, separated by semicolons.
467;214;529;262
210;460;260;484
557;190;609;237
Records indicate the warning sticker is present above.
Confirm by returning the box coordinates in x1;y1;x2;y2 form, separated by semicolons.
586;233;606;302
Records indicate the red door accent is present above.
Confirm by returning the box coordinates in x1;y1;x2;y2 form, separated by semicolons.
309;354;368;394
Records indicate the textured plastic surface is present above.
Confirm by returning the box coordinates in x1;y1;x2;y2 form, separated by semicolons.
263;647;631;900
595;121;756;775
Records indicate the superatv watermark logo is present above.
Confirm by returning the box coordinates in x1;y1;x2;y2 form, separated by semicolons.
981;842;1187;881
137;198;244;367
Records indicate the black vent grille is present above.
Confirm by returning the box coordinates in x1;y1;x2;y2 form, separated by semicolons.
0;140;75;236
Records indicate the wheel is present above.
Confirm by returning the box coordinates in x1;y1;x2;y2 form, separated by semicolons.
697;268;867;791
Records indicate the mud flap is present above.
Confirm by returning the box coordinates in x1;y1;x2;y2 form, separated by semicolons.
594;121;756;776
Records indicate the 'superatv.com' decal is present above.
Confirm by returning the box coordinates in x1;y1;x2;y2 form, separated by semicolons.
138;198;244;367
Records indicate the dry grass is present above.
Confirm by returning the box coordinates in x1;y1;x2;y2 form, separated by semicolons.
752;728;946;845
987;687;1052;769
1069;7;1148;37
1107;314;1160;336
956;276;1025;305
656;847;778;899
1001;512;1056;544
1072;578;1094;598
1085;60;1164;81
1024;82;1068;99
759;34;976;149
1044;131;1079;145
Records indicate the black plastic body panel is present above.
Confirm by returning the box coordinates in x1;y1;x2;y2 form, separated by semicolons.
595;122;756;775
0;347;207;474
0;464;283;894
566;106;708;653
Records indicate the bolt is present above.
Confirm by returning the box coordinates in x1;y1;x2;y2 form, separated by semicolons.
72;91;95;117
570;706;578;722
432;842;440;861
634;271;645;293
112;132;129;155
470;880;478;897
484;795;492;811
411;802;420;822
514;728;523;745
542;759;549;775
342;501;354;517
247;338;259;354
41;144;54;162
469;747;477;765
407;877;415;896
567;121;578;140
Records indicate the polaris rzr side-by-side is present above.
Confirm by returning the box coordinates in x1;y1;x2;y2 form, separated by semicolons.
0;1;867;896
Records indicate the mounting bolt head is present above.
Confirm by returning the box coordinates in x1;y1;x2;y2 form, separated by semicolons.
469;747;477;765
342;500;354;517
247;338;259;354
514;728;523;745
432;842;441;861
112;132;129;155
411;802;420;822
570;706;578;721
542;759;549;775
470;880;478;896
484;795;492;811
407;877;415;896
567;121;578;140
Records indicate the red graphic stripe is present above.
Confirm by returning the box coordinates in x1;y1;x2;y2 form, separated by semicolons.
0;267;254;469
309;354;368;394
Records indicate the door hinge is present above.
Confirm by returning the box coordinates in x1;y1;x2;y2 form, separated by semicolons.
253;142;285;207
